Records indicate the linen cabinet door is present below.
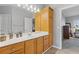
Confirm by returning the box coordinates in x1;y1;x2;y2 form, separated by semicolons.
25;39;36;54
40;8;49;32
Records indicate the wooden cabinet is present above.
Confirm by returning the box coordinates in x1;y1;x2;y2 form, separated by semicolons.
41;7;53;47
0;42;24;54
0;35;49;54
35;7;53;47
44;35;49;51
25;39;36;54
36;37;44;54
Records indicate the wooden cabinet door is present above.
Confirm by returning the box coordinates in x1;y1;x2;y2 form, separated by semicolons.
44;35;49;51
36;37;44;54
25;39;36;54
35;13;41;31
41;8;49;32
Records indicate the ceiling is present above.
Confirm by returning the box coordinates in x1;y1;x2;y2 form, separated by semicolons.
62;5;79;17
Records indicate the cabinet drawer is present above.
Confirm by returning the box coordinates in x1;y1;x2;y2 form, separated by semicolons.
11;48;24;54
0;46;12;54
10;42;24;52
0;42;24;54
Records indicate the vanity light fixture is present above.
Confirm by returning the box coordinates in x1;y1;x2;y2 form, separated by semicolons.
17;4;40;13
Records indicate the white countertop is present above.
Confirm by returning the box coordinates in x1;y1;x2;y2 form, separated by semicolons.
0;32;48;48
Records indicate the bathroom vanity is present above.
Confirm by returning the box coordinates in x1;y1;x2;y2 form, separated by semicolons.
0;32;49;54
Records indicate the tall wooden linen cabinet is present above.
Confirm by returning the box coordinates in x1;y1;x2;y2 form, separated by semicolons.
35;7;53;47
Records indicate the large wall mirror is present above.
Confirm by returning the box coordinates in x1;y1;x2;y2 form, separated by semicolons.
0;4;46;35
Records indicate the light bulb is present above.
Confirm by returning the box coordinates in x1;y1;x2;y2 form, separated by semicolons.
17;4;21;7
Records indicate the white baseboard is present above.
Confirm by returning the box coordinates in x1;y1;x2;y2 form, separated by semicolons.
52;45;61;49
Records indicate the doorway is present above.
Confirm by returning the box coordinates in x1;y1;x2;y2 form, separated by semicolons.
62;5;79;49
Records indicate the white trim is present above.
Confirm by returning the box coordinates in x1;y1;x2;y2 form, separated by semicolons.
53;45;61;49
61;5;79;10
